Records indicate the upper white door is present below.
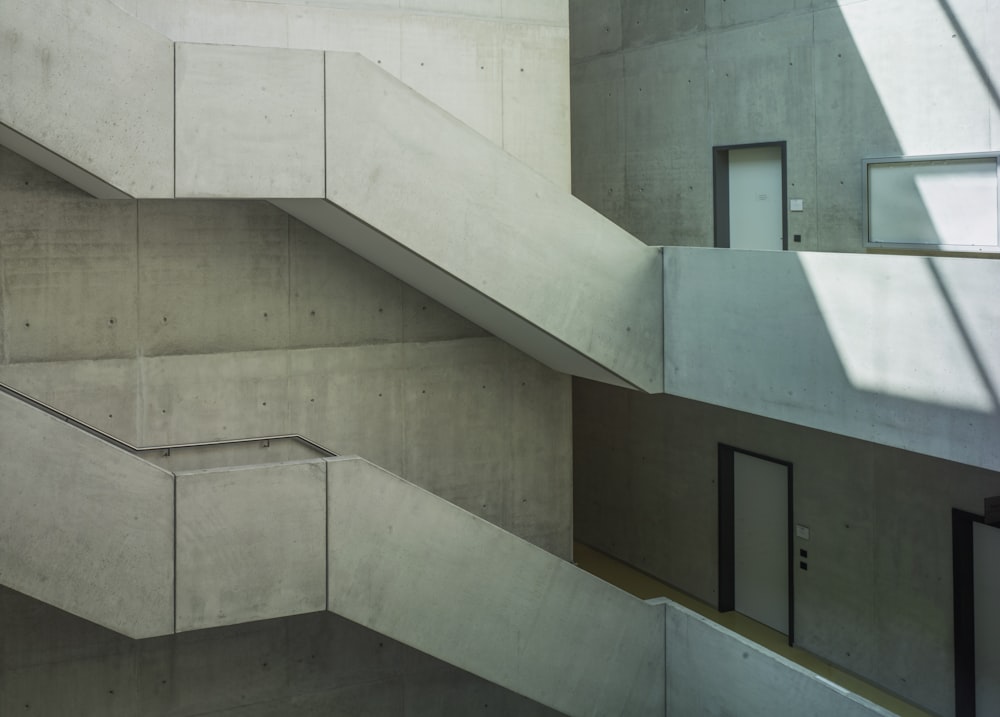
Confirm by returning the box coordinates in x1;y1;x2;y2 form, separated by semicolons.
733;451;789;634
728;146;783;250
974;522;1000;714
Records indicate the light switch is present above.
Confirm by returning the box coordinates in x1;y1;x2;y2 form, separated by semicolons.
790;198;804;211
796;524;810;540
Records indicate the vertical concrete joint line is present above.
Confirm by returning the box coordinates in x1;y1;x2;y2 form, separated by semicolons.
662;602;669;717
172;42;177;199
135;200;143;444
323;52;327;200
660;246;666;393
324;460;330;612
172;472;178;634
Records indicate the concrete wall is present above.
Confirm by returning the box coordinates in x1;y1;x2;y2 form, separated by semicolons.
106;0;570;188
574;379;1000;716
0;391;174;639
569;0;1000;251
663;246;1000;474
659;599;895;717
0;146;573;558
0;586;565;716
327;456;665;717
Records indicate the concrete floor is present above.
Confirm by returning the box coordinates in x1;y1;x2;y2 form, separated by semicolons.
573;543;933;717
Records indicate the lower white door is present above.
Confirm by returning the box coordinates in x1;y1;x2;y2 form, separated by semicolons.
734;451;789;634
728;146;783;250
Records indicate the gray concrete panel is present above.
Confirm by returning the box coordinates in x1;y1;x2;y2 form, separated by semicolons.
0;148;139;362
141;350;291;445
622;0;706;48
0;358;140;445
175;43;326;198
400;283;491;343
288;218;404;348
0;391;173;638
0;0;173;197
326;456;665;717
502;23;572;190
871;449;960;715
569;54;627;226
569;0;621;60
135;0;291;48
400;339;514;526
624;36;712;245
812;7;902;251
0;585;132;672
0;651;139;717
663;600;896;717
510;356;573;557
287;7;402;76
572;378;637;561
139;620;289;714
320;52;664;392
137;200;290;357
705;0;812;29
503;0;567;26
287;344;406;472
663;247;1000;473
175;461;327;631
399;14;504;145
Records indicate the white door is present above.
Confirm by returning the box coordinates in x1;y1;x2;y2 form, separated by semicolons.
734;451;789;634
974;522;1000;714
728;146;783;250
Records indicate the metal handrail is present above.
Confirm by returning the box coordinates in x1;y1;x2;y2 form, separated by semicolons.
0;380;336;457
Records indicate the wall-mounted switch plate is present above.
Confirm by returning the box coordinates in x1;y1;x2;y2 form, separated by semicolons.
790;199;804;211
796;524;810;540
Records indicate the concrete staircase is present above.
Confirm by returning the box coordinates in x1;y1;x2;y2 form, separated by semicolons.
0;385;665;716
0;0;663;394
0;384;902;716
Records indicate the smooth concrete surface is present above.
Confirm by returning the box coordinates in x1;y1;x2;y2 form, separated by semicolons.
0;0;174;197
573;380;1000;716
326;456;665;717
307;50;663;392
106;0;570;187
660;599;897;717
570;0;998;251
175;461;327;631
663;246;1000;473
0;149;573;558
1;589;565;716
0;391;174;639
175;44;326;198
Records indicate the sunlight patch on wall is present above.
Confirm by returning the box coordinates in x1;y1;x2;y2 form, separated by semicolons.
799;253;996;412
838;0;993;155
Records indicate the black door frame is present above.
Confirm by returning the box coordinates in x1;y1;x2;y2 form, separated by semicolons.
713;141;789;249
953;508;989;717
718;443;795;645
